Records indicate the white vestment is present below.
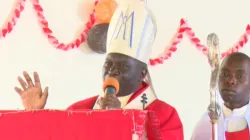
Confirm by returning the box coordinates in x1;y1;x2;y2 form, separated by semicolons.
191;101;250;140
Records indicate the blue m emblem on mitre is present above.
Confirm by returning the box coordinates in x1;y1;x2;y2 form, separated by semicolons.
110;11;135;48
107;1;157;62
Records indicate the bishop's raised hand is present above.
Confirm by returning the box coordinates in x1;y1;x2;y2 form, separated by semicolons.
14;71;48;110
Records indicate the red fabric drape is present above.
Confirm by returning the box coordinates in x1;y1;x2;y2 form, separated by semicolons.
0;109;148;140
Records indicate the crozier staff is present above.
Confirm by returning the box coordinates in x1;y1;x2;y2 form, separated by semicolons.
207;33;221;140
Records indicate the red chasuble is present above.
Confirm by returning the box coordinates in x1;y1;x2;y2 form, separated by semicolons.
67;83;184;140
225;128;249;140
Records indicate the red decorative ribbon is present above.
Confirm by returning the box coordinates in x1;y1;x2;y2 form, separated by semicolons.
31;0;99;51
149;19;250;66
0;0;26;39
1;1;250;65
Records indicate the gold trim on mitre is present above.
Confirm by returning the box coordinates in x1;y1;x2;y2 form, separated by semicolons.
106;0;157;64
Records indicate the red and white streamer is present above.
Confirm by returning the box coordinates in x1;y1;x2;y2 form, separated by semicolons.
149;18;250;66
31;0;99;51
0;0;26;39
1;0;250;66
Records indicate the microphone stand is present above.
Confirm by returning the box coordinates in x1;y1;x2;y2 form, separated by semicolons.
207;33;221;140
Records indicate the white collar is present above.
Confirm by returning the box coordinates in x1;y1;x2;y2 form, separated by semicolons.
223;103;248;118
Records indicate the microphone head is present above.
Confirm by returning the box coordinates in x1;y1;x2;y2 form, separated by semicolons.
103;77;120;94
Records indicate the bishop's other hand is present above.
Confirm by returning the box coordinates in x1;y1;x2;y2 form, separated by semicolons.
14;71;49;110
99;94;121;109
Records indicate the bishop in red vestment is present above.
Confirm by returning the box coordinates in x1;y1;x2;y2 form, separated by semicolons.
67;82;183;140
14;0;183;139
191;52;250;140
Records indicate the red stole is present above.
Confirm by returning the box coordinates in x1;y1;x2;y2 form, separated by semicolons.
225;127;249;140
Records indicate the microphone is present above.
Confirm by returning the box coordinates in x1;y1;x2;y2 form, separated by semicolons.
102;77;120;109
103;77;120;95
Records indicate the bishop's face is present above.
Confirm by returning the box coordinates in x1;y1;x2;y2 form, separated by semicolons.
102;53;147;97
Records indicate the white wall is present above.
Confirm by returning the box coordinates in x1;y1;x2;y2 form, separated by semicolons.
1;0;250;139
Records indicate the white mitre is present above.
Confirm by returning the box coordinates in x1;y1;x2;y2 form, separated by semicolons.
106;0;157;64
